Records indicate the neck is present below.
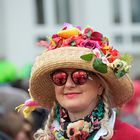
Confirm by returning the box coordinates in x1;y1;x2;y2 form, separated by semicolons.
68;99;98;122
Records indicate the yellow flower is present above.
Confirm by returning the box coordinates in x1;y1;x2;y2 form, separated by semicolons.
57;28;81;38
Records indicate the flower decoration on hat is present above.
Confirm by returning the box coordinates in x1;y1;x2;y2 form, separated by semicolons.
38;23;132;77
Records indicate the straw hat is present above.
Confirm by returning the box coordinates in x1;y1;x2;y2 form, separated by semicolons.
29;23;134;109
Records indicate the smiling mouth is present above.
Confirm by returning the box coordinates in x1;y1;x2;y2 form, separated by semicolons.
64;92;81;98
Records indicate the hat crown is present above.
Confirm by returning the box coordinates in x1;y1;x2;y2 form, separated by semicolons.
37;23;132;78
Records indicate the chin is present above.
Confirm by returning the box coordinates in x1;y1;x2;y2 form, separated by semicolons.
63;103;85;112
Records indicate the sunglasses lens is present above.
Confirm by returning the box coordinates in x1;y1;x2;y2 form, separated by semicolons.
72;70;88;85
51;71;67;86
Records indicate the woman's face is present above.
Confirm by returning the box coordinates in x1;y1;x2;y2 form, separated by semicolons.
52;69;103;113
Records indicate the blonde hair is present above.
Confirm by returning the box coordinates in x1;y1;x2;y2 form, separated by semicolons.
34;75;114;140
34;102;57;140
97;74;114;140
100;94;114;140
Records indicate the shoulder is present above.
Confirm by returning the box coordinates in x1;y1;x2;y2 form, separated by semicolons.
111;118;140;140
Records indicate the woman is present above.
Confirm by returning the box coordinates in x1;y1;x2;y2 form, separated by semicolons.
17;23;140;140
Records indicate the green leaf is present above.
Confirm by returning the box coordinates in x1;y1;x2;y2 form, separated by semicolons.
70;41;76;46
120;53;133;64
93;58;107;73
115;70;126;77
80;53;94;61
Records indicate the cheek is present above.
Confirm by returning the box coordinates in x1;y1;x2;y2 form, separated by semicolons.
83;81;101;97
54;86;66;106
54;86;63;99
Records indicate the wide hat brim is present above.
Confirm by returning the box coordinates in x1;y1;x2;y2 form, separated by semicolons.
29;47;134;108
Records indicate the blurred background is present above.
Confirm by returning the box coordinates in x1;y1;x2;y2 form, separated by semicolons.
0;0;140;139
0;0;140;77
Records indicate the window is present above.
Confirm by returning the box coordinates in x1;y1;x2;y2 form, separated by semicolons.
54;0;71;24
37;36;47;42
112;0;121;23
114;35;123;44
35;0;45;24
132;35;140;43
131;0;140;23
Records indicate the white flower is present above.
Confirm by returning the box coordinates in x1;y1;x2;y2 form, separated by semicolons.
101;56;109;64
93;48;101;58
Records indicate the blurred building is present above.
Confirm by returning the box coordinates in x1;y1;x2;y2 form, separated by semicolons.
0;0;140;78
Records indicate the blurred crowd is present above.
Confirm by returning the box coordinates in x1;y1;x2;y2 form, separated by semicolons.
0;59;48;140
0;59;140;140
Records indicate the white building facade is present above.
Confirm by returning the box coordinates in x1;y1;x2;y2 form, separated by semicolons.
0;0;140;78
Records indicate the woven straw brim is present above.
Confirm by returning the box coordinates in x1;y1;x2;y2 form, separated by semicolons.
29;47;134;108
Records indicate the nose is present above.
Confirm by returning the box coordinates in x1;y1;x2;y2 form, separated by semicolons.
65;74;76;88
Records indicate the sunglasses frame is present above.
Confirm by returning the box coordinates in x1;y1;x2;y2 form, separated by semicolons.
50;69;94;86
